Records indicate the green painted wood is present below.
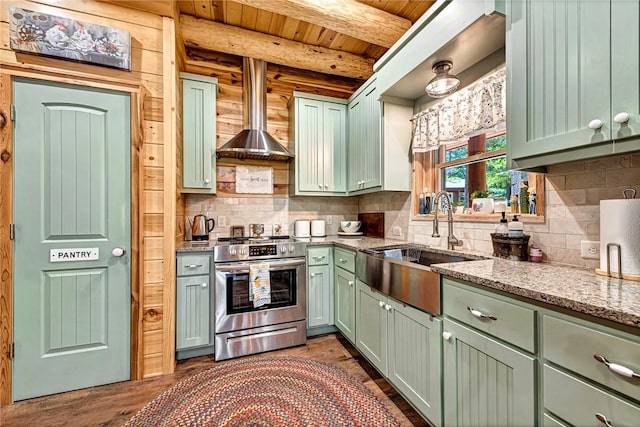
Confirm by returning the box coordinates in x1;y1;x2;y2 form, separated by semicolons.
334;266;356;343
307;264;332;328
291;93;347;196
507;0;612;167
443;318;536;427
543;413;568;427
176;275;211;350
543;314;640;402
355;280;387;375
176;254;211;277
443;278;536;353
13;78;130;401
387;299;442;426
334;247;356;273
544;364;640;426
307;246;330;266
347;97;364;192
182;77;216;191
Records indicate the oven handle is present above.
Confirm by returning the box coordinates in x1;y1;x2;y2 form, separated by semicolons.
215;258;306;273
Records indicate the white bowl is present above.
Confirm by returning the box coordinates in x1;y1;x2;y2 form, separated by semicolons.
340;221;361;233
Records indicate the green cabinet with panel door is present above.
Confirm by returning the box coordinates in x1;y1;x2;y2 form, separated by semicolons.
507;0;640;169
306;246;334;336
334;247;356;343
355;280;442;425
289;93;347;195
181;73;217;192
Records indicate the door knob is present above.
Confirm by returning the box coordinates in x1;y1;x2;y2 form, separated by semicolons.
112;247;126;257
204;178;210;184
613;112;630;124
201;282;208;288
442;331;452;341
588;119;603;130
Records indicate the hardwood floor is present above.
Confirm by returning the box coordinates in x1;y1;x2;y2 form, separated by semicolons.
1;333;431;426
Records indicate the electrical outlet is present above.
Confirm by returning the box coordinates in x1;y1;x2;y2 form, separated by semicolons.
581;240;600;259
326;216;333;225
392;226;402;237
217;216;226;228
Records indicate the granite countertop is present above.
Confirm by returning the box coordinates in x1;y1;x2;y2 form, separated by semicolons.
176;236;640;329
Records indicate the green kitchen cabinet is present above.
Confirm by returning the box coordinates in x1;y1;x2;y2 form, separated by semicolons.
442;318;536;426
334;248;356;343
181;73;217;192
507;0;640;170
289;93;347;196
307;247;334;335
176;252;214;360
356;279;443;425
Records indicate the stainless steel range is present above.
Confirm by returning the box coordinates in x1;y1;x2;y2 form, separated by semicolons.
213;236;307;360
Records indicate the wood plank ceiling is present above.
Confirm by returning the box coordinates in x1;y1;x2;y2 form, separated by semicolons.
176;0;436;79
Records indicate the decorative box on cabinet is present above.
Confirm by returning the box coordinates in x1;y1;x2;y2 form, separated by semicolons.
180;73;217;193
306;246;336;336
507;0;640;170
355;280;442;426
334;247;356;343
289;92;347;196
347;77;412;195
442;278;536;427
176;252;214;360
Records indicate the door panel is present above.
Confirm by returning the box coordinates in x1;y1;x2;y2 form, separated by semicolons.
12;78;130;401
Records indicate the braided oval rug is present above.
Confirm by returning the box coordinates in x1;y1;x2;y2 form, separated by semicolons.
126;356;401;427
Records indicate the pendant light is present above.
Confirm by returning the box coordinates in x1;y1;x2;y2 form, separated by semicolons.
425;60;460;98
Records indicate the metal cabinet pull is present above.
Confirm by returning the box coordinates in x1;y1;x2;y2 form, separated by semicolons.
595;413;614;427
467;306;497;321
312;255;325;261
185;264;203;268
339;258;347;263
348;280;354;287
594;354;640;379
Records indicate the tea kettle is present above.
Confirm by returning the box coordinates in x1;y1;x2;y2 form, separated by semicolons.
189;214;215;241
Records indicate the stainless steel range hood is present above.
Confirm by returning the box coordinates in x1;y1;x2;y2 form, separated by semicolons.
216;57;294;162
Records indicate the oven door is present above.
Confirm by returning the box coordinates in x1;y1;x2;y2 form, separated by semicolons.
214;258;306;334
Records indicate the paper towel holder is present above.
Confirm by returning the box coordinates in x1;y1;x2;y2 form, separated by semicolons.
623;188;637;199
605;243;622;278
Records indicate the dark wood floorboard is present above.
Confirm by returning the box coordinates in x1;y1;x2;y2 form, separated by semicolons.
1;333;431;426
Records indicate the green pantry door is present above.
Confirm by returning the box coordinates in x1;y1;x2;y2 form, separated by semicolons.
12;78;131;401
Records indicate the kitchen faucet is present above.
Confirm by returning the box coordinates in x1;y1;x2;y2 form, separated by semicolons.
432;191;463;250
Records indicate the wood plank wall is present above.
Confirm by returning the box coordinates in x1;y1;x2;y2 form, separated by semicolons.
182;49;361;198
0;0;173;399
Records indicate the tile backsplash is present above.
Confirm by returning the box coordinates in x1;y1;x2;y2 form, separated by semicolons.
186;153;639;268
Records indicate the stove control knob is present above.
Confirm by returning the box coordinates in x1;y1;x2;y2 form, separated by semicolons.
280;245;287;254
239;246;247;255
289;245;296;252
229;247;237;256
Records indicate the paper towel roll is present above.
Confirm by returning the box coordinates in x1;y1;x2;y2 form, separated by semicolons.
599;199;640;277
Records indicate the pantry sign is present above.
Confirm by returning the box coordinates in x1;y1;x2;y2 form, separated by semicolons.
50;248;99;262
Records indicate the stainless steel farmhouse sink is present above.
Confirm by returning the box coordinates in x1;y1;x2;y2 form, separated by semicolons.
356;244;482;315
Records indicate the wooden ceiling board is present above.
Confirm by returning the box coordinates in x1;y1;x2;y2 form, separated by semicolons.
212;1;225;21
254;9;273;34
240;4;259;29
224;1;243;26
193;0;213;19
178;1;196;15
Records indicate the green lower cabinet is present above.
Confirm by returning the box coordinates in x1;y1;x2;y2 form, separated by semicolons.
307;264;332;329
334;266;355;343
544;413;568;427
176;275;211;350
387;299;442;426
355;280;388;374
442;318;536;427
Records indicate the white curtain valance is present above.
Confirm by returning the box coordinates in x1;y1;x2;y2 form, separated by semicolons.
411;66;506;153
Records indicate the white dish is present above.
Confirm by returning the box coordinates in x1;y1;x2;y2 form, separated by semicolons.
338;231;363;236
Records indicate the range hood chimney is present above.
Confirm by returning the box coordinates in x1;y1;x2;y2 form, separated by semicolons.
216;57;294;162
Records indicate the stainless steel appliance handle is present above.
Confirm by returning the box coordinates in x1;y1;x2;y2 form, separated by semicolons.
215;258;306;273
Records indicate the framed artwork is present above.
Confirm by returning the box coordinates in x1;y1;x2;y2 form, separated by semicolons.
9;7;131;71
230;226;245;237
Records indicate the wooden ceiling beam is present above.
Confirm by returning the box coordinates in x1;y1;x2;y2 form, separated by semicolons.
97;0;176;18
180;14;374;79
231;0;411;48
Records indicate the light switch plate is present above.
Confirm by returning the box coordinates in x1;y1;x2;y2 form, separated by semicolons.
217;216;226;228
581;240;600;259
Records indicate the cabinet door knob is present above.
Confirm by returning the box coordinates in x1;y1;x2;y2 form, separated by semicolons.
112;247;126;257
319;184;323;189
204;178;210;184
588;119;603;130
613;112;630;124
467;306;497;321
595;413;614;427
378;300;385;308
348;280;354;287
442;331;452;341
339;258;347;263
384;303;391;311
593;354;639;378
324;184;329;189
201;282;208;288
310;272;316;277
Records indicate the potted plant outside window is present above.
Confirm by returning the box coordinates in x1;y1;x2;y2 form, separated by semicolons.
470;190;494;213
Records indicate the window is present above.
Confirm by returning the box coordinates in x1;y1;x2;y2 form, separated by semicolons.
413;131;545;222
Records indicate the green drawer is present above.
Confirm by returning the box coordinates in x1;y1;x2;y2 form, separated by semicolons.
177;253;211;276
543;414;568;427
307;247;330;266
443;279;536;353
544;364;640;427
543;314;640;402
334;247;356;273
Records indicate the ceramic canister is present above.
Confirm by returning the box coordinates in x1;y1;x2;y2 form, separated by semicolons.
311;220;326;237
294;220;310;237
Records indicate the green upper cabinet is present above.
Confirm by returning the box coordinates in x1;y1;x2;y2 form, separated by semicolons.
289;92;347;196
507;0;640;169
181;72;218;192
347;77;412;195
